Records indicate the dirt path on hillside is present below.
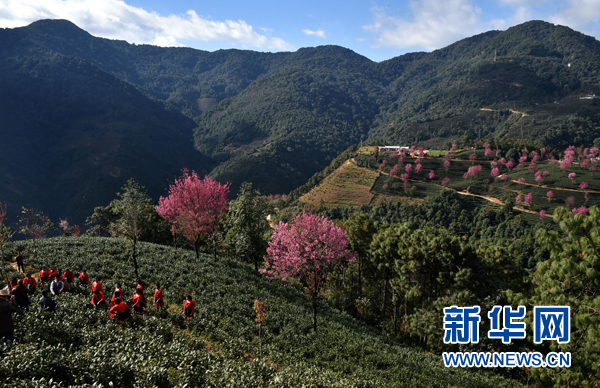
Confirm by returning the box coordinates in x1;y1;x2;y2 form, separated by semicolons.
508;179;600;193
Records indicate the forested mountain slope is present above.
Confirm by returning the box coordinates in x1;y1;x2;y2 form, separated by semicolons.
2;19;600;224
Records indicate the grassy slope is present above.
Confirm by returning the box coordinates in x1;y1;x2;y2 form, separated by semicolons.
1;237;518;387
299;161;379;208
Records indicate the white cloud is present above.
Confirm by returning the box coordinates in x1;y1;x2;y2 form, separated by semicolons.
548;0;600;35
364;0;493;51
0;0;294;51
302;28;327;38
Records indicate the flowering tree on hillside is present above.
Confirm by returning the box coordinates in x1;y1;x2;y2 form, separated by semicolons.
157;170;230;260
262;212;355;332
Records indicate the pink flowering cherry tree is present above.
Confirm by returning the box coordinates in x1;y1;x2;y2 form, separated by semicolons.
157;170;230;259
262;212;356;332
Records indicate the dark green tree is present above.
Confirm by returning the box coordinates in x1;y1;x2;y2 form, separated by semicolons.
341;212;375;298
526;206;600;386
90;179;160;279
224;182;272;271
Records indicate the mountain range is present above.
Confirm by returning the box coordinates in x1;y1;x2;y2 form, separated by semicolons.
2;19;600;225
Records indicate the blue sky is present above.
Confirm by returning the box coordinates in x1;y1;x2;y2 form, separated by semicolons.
1;0;600;62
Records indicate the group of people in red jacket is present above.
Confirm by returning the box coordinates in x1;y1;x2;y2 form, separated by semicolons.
35;266;196;323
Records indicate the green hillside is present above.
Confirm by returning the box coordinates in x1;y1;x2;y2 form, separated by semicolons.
0;237;518;387
3;19;600;225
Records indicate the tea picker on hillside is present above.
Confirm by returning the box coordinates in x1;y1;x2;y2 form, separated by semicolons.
39;290;56;313
109;298;131;324
23;273;37;294
154;284;164;307
15;253;24;273
12;279;30;310
91;277;102;296
184;295;194;319
49;267;58;279
135;279;144;297
91;289;107;308
0;289;18;342
129;288;145;314
39;266;50;284
50;276;64;296
78;269;89;286
63;268;74;284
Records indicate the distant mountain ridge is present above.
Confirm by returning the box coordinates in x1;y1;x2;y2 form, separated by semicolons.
2;19;600;225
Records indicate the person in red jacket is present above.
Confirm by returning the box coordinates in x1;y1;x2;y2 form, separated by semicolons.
154;284;164;307
111;291;122;307
91;289;106;308
129;289;145;314
49;267;58;280
91;277;102;296
109;298;131;324
184;295;195;319
39;266;50;284
78;269;89;286
63;269;74;284
114;283;123;298
135;279;144;297
9;277;18;290
23;273;37;294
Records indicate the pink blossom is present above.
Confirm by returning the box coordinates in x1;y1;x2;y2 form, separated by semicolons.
441;177;450;186
157;170;230;258
505;160;515;169
490;161;498;168
528;162;538;172
572;206;588;215
565;196;575;207
515;195;522;204
443;160;451;170
463;165;483;180
542;170;550;177
568;172;577;183
484;147;494;157
539;209;546;220
489;185;494;192
517;177;526;185
585;191;591;203
560;160;571;172
580;182;589;190
547;191;554;200
400;173;409;182
405;163;412;174
379;160;387;170
524;193;533;206
501;174;508;182
414;164;423;174
428;170;435;179
497;158;507;166
491;167;500;177
519;156;528;165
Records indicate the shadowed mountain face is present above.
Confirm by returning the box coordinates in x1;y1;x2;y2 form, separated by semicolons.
2;19;600;225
